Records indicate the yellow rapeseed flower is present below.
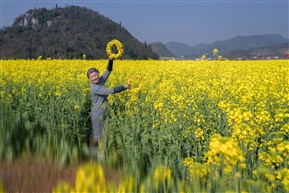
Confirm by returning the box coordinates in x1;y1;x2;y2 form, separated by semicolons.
153;165;173;191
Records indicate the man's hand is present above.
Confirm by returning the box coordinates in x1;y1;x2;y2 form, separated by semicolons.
124;83;131;89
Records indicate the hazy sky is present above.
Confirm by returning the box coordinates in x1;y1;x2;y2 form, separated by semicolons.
0;0;288;46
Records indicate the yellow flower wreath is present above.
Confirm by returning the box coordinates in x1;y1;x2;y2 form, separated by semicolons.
106;39;124;59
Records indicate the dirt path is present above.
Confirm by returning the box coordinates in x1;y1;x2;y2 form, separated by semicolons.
0;156;120;192
0;158;78;193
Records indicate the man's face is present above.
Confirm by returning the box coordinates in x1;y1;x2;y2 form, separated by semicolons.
89;72;99;84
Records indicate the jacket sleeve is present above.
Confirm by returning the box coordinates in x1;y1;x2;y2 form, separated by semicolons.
91;84;114;96
91;84;126;96
113;86;126;93
101;59;113;82
107;59;113;71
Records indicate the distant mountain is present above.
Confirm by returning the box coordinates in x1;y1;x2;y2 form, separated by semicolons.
191;43;208;53
165;42;196;58
223;42;289;59
0;5;158;59
153;34;288;59
223;49;252;60
249;42;289;57
201;34;288;55
149;42;175;57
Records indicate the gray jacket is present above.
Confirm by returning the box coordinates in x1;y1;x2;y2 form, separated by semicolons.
90;60;126;108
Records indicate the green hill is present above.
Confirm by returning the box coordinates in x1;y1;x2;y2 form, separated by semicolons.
0;5;159;59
